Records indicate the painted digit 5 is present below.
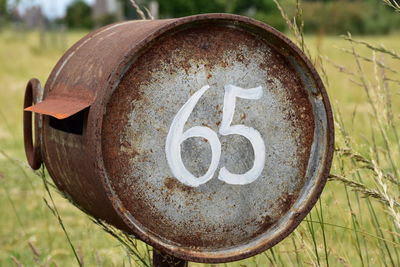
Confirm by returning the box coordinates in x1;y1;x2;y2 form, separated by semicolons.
165;84;265;187
218;84;265;185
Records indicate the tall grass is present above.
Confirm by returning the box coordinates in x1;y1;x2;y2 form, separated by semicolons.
274;1;400;266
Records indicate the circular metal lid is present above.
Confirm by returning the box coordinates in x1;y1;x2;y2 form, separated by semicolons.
101;14;333;263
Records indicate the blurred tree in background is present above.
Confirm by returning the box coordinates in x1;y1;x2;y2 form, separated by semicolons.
0;0;9;27
65;0;94;29
0;0;6;17
0;0;398;34
157;0;286;31
300;0;399;34
156;0;399;34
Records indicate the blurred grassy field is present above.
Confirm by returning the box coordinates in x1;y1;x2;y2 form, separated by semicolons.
0;29;399;266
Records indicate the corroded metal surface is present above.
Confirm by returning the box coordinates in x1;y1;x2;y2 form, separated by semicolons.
24;14;334;263
103;23;314;250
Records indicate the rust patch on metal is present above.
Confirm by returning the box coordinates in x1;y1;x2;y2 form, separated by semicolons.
164;176;196;194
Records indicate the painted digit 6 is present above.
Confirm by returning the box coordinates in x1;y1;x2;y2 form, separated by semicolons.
165;85;222;187
165;84;265;187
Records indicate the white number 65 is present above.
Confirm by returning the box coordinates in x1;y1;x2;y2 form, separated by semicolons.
165;84;265;187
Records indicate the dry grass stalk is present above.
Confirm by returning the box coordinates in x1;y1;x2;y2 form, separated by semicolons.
328;174;400;208
335;148;400;186
382;0;400;12
343;34;400;60
372;160;400;229
77;247;85;267
129;0;148;20
28;242;41;264
273;0;311;58
336;46;398;74
11;256;24;267
144;7;155;20
91;218;150;267
322;56;359;78
40;169;83;267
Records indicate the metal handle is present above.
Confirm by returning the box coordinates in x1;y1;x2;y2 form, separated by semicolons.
23;78;43;170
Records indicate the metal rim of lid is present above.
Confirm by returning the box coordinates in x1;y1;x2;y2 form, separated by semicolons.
95;13;335;263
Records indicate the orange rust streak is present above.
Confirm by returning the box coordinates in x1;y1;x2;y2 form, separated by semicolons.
24;98;92;120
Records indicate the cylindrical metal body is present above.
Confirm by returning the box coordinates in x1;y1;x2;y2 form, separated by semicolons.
24;14;334;263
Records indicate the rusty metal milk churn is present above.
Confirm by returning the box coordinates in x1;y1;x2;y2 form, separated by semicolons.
23;14;334;264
